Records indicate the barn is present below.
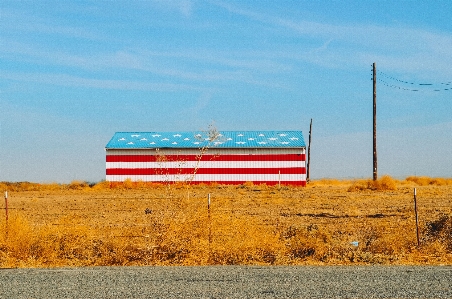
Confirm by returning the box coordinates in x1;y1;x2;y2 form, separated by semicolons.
105;131;307;186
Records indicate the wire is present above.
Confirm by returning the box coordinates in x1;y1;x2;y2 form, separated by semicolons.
376;70;451;92
378;79;419;91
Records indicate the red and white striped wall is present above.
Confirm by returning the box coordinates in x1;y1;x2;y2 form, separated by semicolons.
106;148;306;186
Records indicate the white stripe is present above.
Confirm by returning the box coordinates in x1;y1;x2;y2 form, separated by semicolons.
106;173;306;182
106;148;305;155
106;161;305;169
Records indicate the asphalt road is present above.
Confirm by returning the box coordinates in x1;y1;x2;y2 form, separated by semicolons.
0;266;451;298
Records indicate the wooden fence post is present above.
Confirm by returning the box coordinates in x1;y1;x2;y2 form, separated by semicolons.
414;188;420;247
4;191;7;222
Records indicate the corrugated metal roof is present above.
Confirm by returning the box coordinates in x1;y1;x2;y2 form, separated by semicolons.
106;131;306;149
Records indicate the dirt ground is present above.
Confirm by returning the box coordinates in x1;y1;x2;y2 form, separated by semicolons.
1;179;451;267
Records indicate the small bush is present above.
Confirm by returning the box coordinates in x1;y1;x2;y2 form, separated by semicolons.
123;178;134;189
406;176;452;186
68;180;88;190
348;175;397;192
92;180;111;190
376;175;397;190
423;215;452;250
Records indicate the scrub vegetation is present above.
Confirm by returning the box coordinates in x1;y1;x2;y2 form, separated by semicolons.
0;176;451;268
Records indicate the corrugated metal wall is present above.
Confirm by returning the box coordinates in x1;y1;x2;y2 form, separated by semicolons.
106;148;306;186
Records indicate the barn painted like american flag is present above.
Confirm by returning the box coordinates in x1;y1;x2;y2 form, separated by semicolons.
105;131;307;186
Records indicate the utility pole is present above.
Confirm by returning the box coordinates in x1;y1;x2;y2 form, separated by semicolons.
307;119;312;182
373;62;378;181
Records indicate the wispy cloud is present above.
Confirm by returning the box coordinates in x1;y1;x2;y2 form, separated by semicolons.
0;8;103;41
0;71;207;92
0;39;292;89
211;0;452;77
150;0;194;17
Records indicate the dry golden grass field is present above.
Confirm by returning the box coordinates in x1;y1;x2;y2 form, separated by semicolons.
1;176;451;268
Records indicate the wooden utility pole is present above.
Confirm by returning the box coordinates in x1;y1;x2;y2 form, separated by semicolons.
373;62;378;181
307;119;312;182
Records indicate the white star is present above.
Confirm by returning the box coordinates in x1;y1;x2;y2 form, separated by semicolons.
248;138;255;140
227;138;233;141
258;142;267;145
281;142;289;145
238;134;244;137
193;142;200;145
149;142;156;145
140;138;147;141
152;134;161;137
289;137;299;141
173;134;182;137
259;134;265;137
184;138;190;141
279;134;287;137
195;134;202;138
119;138;126;141
131;134;140;137
127;142;134;145
161;138;169;141
236;141;246;144
268;137;277;141
214;142;223;145
172;142;177;145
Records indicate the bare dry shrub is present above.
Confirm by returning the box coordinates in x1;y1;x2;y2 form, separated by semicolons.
0;214;35;261
423;215;452;251
281;224;331;262
210;217;283;265
242;181;254;188
406;176;452;186
347;180;369;192
92;180;111;190
0;212;144;267
68;180;89;190
42;183;62;191
0;182;35;192
308;179;349;187
348;175;397;192
376;175;398;190
123;178;134;189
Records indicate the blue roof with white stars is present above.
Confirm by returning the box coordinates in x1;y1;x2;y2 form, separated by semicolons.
106;131;305;149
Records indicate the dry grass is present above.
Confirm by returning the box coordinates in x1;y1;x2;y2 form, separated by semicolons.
0;176;451;267
347;175;398;191
406;176;452;186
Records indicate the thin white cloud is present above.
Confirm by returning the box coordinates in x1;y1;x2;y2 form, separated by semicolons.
211;0;452;77
0;8;102;41
0;39;291;89
150;0;194;17
0;71;207;92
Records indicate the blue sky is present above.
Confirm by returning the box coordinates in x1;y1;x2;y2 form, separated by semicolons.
1;0;451;183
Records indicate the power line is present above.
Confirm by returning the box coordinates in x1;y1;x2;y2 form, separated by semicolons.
378;79;420;91
376;70;451;92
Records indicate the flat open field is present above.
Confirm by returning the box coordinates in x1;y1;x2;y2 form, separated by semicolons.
1;177;451;267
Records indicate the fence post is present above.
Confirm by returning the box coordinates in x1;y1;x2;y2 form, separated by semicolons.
414;188;420;247
4;191;7;222
4;191;8;239
207;193;212;261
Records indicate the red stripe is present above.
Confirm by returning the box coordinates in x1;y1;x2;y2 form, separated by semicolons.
198;181;307;186
194;181;306;186
106;154;305;162
106;167;306;175
107;180;306;186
